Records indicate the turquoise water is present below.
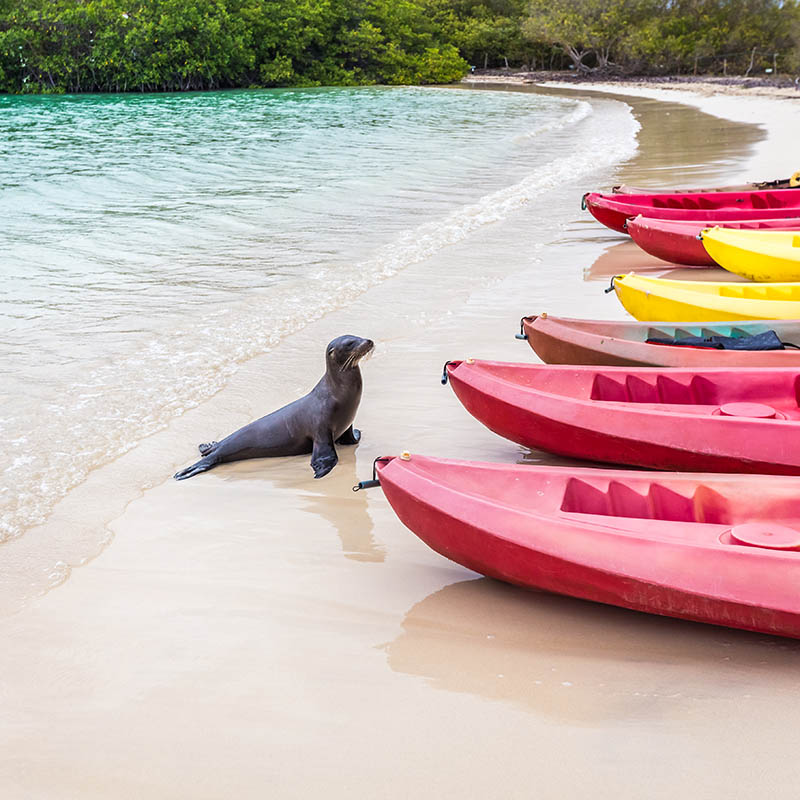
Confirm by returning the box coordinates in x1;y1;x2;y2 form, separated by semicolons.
0;86;636;542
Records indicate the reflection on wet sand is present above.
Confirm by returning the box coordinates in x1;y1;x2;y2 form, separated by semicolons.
236;452;386;563
585;240;752;285
385;577;800;724
585;239;674;280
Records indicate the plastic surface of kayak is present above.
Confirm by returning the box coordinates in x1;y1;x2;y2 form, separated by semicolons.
612;172;800;195
377;454;800;638
445;359;800;474
627;216;800;267
520;314;800;367
584;189;800;234
701;228;800;281
611;273;800;321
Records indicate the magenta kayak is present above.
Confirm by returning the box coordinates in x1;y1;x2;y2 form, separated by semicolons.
445;360;800;474
627;216;800;266
583;188;800;234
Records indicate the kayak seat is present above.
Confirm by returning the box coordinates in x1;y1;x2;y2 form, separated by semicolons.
696;198;719;209
651;198;687;209
560;478;730;524
590;373;719;405
645;331;786;351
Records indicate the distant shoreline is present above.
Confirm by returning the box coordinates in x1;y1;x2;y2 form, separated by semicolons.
463;71;800;101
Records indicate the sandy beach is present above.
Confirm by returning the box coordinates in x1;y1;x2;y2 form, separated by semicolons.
5;81;800;799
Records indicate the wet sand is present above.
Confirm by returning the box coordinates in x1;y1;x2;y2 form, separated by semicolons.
4;87;800;799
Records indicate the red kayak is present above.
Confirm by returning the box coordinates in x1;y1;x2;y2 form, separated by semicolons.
445;360;800;473
627;216;800;266
519;315;800;367
375;454;800;638
583;188;800;234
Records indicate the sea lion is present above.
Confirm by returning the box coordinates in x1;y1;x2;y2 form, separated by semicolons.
174;334;374;481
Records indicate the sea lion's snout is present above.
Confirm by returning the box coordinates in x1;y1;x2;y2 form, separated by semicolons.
357;338;374;358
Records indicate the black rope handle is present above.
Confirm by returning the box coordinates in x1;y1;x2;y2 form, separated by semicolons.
441;360;456;385
604;275;619;294
516;316;533;340
352;456;392;492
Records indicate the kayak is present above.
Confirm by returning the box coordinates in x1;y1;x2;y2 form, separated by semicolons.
583;189;800;234
519;314;800;367
701;228;800;282
375;454;800;638
611;273;800;321
627;216;800;267
613;171;800;195
444;359;800;473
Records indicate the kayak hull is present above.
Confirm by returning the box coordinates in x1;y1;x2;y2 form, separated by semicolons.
377;455;800;638
585;189;800;235
701;228;800;282
627;216;716;265
522;315;800;367
612;273;800;321
627;217;800;266
446;360;800;474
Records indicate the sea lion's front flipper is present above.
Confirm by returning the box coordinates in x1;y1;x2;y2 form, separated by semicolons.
335;426;361;446
198;441;219;456
311;432;338;479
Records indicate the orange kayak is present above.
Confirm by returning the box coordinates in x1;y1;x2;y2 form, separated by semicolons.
519;315;800;367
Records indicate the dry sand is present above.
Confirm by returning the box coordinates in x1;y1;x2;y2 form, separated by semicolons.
3;84;800;799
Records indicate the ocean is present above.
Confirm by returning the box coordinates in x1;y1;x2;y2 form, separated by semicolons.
0;85;639;545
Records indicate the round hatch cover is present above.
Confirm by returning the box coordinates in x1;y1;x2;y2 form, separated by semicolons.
729;522;800;550
718;402;777;419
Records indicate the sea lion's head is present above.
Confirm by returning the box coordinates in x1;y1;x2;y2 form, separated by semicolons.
326;335;374;373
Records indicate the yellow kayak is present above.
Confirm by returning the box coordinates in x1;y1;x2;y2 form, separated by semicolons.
611;273;800;321
701;228;800;281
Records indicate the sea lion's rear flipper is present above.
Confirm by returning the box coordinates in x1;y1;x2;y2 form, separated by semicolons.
198;441;218;455
174;456;217;481
310;432;338;479
335;426;361;446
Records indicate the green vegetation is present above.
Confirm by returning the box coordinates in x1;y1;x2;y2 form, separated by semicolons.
525;0;800;76
2;0;800;93
0;0;468;92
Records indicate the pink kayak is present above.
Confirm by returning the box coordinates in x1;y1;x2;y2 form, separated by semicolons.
627;216;800;266
444;360;800;474
373;454;800;639
583;188;800;234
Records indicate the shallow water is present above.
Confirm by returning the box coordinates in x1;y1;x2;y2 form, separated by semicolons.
1;86;634;544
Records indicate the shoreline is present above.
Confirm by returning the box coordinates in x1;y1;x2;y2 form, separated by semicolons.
465;71;800;99
465;74;800;180
3;83;799;798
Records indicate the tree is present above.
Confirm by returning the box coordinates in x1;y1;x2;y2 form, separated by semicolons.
524;0;657;72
